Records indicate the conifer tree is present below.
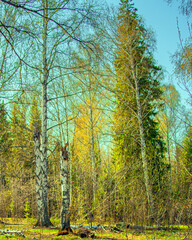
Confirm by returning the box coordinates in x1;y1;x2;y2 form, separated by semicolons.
0;103;10;186
113;0;167;220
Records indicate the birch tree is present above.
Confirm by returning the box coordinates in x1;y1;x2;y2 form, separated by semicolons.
1;0;101;226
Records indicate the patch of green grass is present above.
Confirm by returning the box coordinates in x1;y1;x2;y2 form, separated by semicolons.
0;219;192;239
29;228;57;233
50;217;60;226
0;235;25;240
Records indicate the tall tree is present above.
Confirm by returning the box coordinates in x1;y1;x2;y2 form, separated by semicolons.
113;0;166;220
1;0;101;226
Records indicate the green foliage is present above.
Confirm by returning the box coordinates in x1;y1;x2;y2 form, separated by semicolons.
0;103;11;188
30;96;41;130
112;0;168;222
9;200;15;218
0;102;10;153
24;198;31;219
0;0;191;227
183;126;192;173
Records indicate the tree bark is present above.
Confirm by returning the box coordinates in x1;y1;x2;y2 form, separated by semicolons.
60;143;71;230
134;77;154;217
166;130;172;194
90;107;96;205
34;125;51;226
34;128;43;225
35;0;52;227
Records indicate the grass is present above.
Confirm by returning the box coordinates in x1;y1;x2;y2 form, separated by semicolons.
0;218;191;240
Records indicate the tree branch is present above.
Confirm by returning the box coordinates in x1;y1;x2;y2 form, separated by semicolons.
47;116;77;131
47;90;86;102
0;0;95;46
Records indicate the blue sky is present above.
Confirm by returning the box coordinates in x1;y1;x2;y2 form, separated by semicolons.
133;1;188;76
105;0;190;102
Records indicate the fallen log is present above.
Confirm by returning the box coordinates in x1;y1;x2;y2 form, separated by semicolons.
0;230;25;237
0;220;22;225
116;223;179;231
71;224;102;230
103;226;123;232
128;225;168;231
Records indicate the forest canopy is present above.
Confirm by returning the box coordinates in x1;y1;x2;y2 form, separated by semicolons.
0;0;191;227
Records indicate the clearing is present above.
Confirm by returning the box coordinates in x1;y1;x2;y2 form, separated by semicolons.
0;218;191;240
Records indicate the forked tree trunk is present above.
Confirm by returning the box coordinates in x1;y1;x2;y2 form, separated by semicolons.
60;143;71;230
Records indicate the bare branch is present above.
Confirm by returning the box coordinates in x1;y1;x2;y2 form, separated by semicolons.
47;90;87;102
0;0;96;47
0;29;41;72
47;116;77;131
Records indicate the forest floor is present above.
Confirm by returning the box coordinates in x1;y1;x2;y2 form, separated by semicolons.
0;218;191;240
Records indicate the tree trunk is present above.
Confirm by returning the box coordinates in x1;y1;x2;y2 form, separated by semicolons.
166;130;172;194
135;77;154;217
34;126;51;226
34;127;44;225
64;89;73;205
60;143;71;230
35;0;52;227
90;107;96;205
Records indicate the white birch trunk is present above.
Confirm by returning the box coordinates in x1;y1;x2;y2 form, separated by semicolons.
135;77;154;216
60;143;70;230
90;107;96;205
34;128;44;224
64;93;73;204
34;0;51;226
166;131;172;194
69;148;72;205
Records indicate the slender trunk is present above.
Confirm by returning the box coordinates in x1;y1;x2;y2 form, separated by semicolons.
88;76;96;208
35;0;51;226
69;147;72;204
34;127;44;224
90;107;96;205
60;143;70;230
166;130;172;194
64;90;73;204
135;78;154;217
